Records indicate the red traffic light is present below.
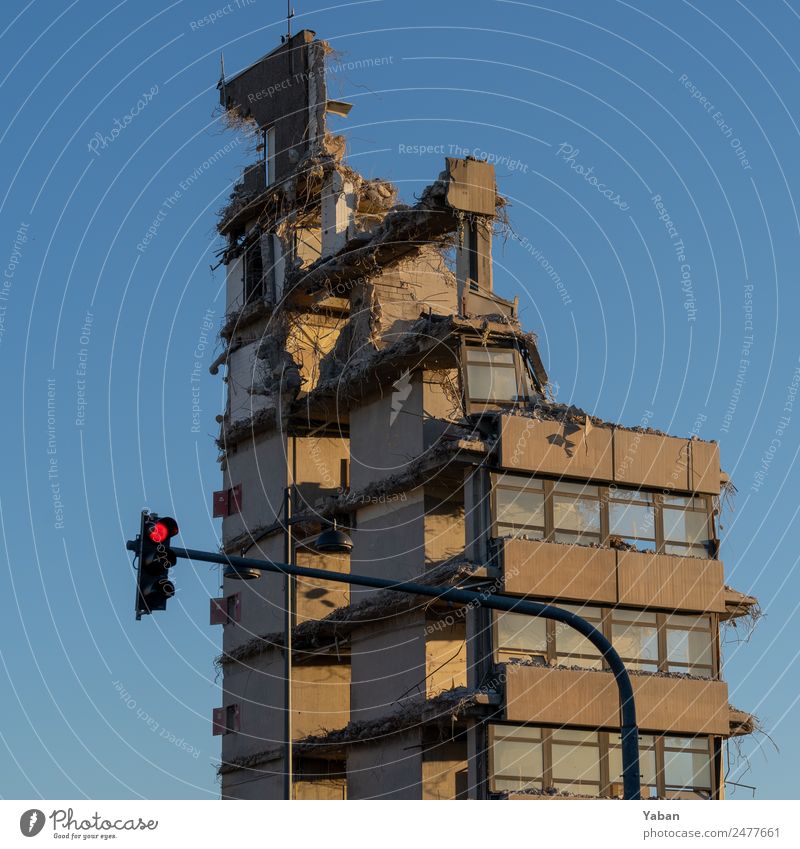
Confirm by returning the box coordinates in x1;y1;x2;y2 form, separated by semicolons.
147;517;178;544
148;522;169;543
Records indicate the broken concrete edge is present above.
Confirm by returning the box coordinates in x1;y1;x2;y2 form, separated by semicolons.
216;160;505;339
219;436;489;554
218;151;398;243
216;686;497;775
728;706;759;737
216;558;481;668
509;399;719;446
720;585;761;622
215;313;536;451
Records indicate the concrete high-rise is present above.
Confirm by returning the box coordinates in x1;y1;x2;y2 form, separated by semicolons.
209;30;757;800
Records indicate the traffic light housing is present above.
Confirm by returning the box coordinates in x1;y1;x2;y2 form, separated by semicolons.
134;512;179;619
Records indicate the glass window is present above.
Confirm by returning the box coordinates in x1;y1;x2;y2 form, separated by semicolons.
663;737;712;798
494;475;545;538
663;504;711;558
496;612;548;659
665;615;713;675
554;604;603;669
608;733;658;798
609;489;656;551
466;347;521;403
550;729;601;795
553;482;601;545
489;725;544;792
490;725;717;798
611;610;659;672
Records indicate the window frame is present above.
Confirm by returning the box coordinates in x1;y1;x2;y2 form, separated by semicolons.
242;235;265;303
493;604;718;678
490;471;715;559
462;341;533;412
488;723;719;799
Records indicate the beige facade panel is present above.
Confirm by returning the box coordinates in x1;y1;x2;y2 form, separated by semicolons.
617;551;726;613
691;440;721;495
502;539;616;604
499;416;614;480
504;665;729;735
614;430;690;491
499;415;721;496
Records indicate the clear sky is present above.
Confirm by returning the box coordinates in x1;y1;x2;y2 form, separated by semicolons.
0;0;797;800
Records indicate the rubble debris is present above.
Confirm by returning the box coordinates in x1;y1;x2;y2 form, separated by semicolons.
218;686;493;775
220;435;487;553
217;559;480;667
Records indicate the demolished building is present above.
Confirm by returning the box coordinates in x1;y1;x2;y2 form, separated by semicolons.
209;29;758;800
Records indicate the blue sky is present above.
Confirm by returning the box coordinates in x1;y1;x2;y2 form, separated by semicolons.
0;0;798;799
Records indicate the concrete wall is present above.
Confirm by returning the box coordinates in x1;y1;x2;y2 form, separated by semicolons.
504;665;730;735
226;336;273;424
349;383;425;492
349;611;427;722
499;414;721;495
347;730;423;799
502;539;726;613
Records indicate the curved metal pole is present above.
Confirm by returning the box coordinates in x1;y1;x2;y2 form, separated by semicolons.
172;545;642;800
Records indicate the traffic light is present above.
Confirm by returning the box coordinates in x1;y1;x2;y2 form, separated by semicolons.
134;512;179;619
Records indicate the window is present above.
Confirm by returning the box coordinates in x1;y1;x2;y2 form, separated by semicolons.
495;611;547;661
489;725;717;798
494;474;545;539
663;495;711;557
243;238;265;302
608;733;658;798
490;473;714;559
663;736;713;799
611;609;659;672
264;126;276;185
550;729;602;796
665;614;714;676
608;489;656;551
465;346;527;405
552;481;601;545
494;605;717;677
489;724;544;792
553;604;603;669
